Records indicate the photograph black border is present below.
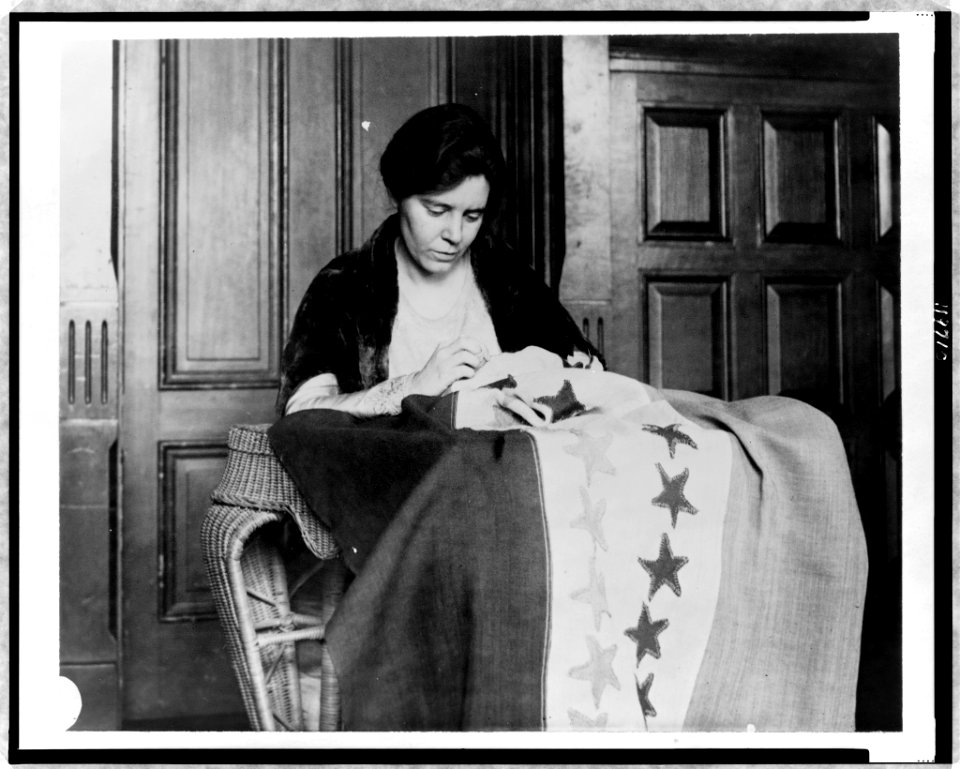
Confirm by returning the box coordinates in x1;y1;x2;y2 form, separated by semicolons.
8;8;952;764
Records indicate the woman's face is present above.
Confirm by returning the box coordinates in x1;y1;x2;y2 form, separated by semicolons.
397;175;490;277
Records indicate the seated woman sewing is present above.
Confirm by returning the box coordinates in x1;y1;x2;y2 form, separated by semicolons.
277;103;601;419
270;104;868;733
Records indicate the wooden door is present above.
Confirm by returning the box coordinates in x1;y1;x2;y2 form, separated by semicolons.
118;38;343;725
605;43;899;728
118;36;565;726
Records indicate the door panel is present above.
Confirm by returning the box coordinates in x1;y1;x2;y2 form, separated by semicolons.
761;112;840;243
644;109;727;240
764;279;844;402
162;40;283;386
643;276;730;398
158;443;229;620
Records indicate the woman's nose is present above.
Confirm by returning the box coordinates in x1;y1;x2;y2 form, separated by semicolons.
442;215;462;244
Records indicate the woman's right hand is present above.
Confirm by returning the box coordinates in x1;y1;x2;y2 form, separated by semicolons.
411;336;487;396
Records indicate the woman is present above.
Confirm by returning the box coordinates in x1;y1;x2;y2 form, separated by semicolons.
277;103;600;417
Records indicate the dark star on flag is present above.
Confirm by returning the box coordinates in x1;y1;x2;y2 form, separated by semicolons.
624;602;669;664
639;532;689;600
651;463;698;528
535;379;587;421
642;422;698;458
568;635;621;708
636;672;657;725
482;374;518;390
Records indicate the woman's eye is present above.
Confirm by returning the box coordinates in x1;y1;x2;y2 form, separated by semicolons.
465;212;483;223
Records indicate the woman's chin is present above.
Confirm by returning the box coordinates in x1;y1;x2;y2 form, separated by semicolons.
422;254;465;275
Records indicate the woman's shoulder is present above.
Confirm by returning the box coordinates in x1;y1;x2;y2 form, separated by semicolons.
306;218;398;292
313;249;366;281
300;253;364;310
475;239;551;302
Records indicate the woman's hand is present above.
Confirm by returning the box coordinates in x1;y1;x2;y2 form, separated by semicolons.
411;336;488;396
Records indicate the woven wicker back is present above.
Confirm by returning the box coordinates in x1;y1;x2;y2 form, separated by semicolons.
211;424;310;516
212;424;338;560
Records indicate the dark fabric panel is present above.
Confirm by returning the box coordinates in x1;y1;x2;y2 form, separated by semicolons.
268;397;549;730
268;395;455;573
325;434;549;730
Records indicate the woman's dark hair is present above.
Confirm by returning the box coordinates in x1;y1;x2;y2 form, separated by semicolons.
380;103;507;220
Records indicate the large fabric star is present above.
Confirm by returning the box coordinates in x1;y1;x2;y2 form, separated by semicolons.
564;430;616;485
624;602;670;663
568;708;609;729
636;672;657;725
642;422;698;458
571;486;608;551
482;374;518;390
535;379;587;422
639;533;689;600
568;635;621;708
571;555;611;631
651;463;698;528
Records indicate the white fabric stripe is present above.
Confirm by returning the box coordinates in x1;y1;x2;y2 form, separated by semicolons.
452;355;734;731
534;397;732;731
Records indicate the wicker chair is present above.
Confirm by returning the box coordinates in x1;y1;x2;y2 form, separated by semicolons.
201;423;345;731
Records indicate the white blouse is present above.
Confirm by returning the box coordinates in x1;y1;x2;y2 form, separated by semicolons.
388;260;501;378
284;260;501;417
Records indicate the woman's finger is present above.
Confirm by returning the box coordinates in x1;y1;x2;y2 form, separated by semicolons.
455;336;485;355
450;349;483;370
450;363;477;382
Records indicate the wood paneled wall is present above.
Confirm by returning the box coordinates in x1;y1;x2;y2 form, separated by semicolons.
160;40;284;388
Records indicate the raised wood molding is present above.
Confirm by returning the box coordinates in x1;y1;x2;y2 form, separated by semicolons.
761;111;840;245
287;38;338;325
641;274;731;399
158;441;228;621
159;39;286;389
764;277;845;407
335;39;355;256
643;108;728;242
874;114;900;244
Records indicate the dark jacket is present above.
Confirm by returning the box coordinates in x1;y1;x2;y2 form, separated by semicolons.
277;214;599;413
